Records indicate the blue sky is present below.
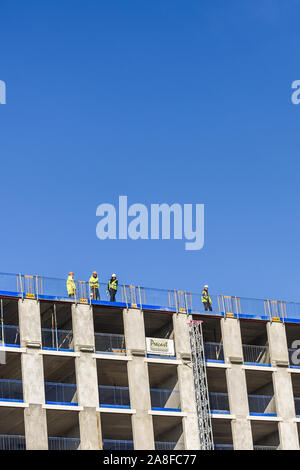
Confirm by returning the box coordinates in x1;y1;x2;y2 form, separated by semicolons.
0;0;299;301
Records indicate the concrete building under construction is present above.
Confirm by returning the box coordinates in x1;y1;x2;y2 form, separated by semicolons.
0;272;300;450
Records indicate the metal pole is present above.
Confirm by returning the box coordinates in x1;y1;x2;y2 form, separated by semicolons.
54;304;59;351
0;299;4;346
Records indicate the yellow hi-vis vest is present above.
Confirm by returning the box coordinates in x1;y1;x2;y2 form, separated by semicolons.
67;276;76;295
89;276;99;289
109;279;118;291
201;290;212;304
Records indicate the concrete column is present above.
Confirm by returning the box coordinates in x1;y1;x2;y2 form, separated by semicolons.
173;313;200;450
72;304;101;450
79;407;102;450
267;321;299;449
18;299;48;450
123;308;155;450
71;304;95;352
221;317;253;450
24;405;48;450
123;307;146;355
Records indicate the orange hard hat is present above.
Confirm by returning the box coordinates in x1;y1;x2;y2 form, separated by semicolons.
69;271;74;276
93;271;97;275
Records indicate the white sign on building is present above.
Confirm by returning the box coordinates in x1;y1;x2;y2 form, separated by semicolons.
146;337;175;356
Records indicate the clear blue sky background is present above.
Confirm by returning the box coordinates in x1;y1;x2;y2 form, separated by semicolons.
0;0;299;301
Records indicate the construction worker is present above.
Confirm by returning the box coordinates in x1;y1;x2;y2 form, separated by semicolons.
67;272;76;298
107;274;118;302
89;271;100;300
202;285;212;311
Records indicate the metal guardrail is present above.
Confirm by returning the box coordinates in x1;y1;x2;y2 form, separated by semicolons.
155;441;185;450
0;379;23;401
253;445;277;450
294;398;300;416
204;342;224;362
209;393;230;413
103;439;134;450
242;344;270;364
0;325;20;347
0;271;299;322
0;434;26;450
48;437;80;450
214;444;234;450
248;395;275;415
42;328;73;351
45;382;77;405
94;333;126;355
150;388;181;410
99;385;130;408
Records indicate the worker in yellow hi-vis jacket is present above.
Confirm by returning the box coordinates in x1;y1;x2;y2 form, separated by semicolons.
202;285;212;311
89;271;100;300
107;274;118;302
67;272;76;298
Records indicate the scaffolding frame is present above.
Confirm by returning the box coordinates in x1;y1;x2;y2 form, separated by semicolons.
189;320;214;450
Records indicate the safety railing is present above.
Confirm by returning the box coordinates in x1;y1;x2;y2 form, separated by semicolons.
94;332;126;355
214;444;234;450
48;437;80;450
242;344;270;365
0;434;26;450
99;385;130;408
0;325;20;347
209;392;230;414
204;342;224;362
294;398;300;416
45;382;77;405
150;388;181;411
42;328;74;351
102;439;134;450
122;285;146;309
155;441;185;450
248;395;276;416
0;379;23;402
0;271;300;323
253;445;278;450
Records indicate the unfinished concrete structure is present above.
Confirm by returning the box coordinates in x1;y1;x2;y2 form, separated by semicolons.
0;273;300;450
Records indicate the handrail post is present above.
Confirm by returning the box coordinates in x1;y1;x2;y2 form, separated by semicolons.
0;299;4;347
54;304;59;351
18;273;24;300
138;286;143;310
35;276;39;302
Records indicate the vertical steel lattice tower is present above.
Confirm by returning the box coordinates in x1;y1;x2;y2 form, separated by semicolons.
189;320;214;450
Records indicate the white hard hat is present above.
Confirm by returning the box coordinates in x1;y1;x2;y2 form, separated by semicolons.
204;285;208;288
112;273;116;277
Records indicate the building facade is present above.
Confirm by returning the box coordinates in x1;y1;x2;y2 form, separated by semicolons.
0;275;299;450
